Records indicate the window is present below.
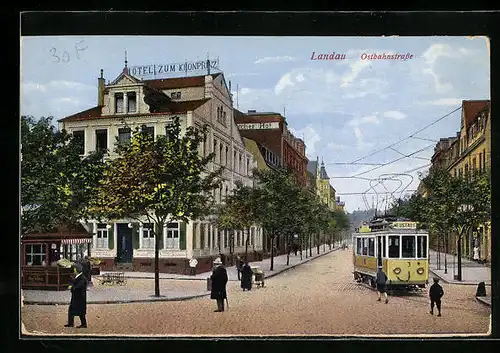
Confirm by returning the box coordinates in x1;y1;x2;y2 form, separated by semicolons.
25;244;47;266
368;238;375;257
96;223;109;249
226;146;229;165
95;129;108;153
219;143;223;165
473;157;477;171
247;158;250;175
72;130;85;155
213;139;218;162
142;126;154;140
166;222;179;249
479;155;482;173
142;223;154;249
417;235;427;258
115;93;124;113
465;164;469;176
171;91;181;100
383;236;386;257
223;111;227;126
402;235;416;258
118;127;131;146
127;92;137;112
362;238;368;256
234;151;237;170
388;236;400;258
483;149;486;170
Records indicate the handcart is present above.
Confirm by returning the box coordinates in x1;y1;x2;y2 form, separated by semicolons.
251;266;265;288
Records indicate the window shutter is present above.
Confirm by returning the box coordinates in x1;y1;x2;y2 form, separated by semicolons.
179;222;187;250
108;225;114;249
132;224;140;249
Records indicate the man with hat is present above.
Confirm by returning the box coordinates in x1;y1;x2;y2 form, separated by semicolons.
64;263;88;328
210;257;228;312
429;277;444;316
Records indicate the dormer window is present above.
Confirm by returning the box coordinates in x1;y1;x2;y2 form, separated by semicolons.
171;91;181;100
115;93;124;113
127;92;137;112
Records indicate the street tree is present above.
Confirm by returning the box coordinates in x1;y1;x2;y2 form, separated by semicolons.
21;116;106;234
89;117;222;296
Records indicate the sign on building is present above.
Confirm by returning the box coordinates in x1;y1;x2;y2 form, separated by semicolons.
237;122;280;130
391;221;417;229
129;58;220;79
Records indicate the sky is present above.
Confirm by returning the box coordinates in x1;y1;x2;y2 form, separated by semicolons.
20;36;490;213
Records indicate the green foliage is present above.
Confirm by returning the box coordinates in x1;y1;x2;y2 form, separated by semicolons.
21;116;106;234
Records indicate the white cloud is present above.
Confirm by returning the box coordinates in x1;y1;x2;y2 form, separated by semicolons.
340;59;371;87
420;98;463;106
226;72;260;78
274;73;295;95
383;110;406;120
296;73;305;82
327;142;346;151
348;114;380;127
254;56;296;64
290;125;320;159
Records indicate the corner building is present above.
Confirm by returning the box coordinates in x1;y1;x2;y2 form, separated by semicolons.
58;66;263;274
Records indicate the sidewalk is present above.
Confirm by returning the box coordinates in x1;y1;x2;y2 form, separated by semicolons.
99;244;340;282
23;244;340;305
428;249;491;286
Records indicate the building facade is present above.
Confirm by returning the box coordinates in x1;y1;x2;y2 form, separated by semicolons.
428;100;491;262
307;157;337;211
58;65;264;274
233;110;308;186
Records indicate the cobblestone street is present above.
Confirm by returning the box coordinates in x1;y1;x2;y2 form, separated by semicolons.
22;249;490;336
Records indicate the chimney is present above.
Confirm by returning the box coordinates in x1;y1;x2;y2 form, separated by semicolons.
98;69;105;106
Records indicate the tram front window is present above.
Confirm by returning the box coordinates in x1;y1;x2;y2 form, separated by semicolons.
417;235;427;258
388;236;399;258
368;238;375;256
402;235;416;258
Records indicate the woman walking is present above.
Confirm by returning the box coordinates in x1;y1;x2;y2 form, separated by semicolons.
240;262;253;291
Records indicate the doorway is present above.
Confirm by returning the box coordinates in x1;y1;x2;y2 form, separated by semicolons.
117;223;133;263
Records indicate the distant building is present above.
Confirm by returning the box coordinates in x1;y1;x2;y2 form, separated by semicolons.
307;157;337;211
233;110;308;186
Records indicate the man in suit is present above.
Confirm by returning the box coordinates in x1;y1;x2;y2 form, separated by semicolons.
64;263;88;328
210;258;228;312
429;277;445;316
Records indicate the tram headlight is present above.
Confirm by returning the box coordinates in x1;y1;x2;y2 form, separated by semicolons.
393;267;401;275
417;267;425;275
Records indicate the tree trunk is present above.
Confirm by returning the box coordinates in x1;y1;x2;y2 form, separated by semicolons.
154;222;163;297
457;228;464;281
270;236;275;271
286;234;290;266
244;227;249;261
444;231;448;274
317;232;320;255
300;236;303;260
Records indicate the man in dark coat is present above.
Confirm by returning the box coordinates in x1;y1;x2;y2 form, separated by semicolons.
64;263;88;328
429;277;444;316
376;267;389;304
82;256;92;288
210;258;228;312
240;262;253;291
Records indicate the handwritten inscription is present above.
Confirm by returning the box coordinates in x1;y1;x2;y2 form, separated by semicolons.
50;40;88;63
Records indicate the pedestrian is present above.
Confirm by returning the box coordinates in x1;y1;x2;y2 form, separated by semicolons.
240;261;253;291
189;257;198;276
376;267;389;304
64;263;88;328
82;256;92;288
429;277;444;317
473;246;480;262
236;255;242;280
210;258;228;312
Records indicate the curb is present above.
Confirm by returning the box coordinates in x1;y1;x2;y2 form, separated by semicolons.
428;269;490;286
24;292;211;306
475;297;492;308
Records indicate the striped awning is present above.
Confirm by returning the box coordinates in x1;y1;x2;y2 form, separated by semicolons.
61;238;93;245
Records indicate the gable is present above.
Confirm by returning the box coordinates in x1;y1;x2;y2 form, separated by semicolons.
214;73;231;99
110;71;141;86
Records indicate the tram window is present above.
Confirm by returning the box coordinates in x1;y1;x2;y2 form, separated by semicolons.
417;236;427;258
388;236;399;258
368;238;375;257
383;236;386;257
402;236;416;258
362;238;368;256
356;238;362;255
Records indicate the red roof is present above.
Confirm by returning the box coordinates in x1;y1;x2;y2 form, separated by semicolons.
462;100;490;127
59;106;102;122
59;99;209;122
144;72;221;90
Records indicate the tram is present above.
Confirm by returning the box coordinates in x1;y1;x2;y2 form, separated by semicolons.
352;217;429;291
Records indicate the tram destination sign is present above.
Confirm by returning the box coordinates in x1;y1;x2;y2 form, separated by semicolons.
391;221;417;229
129;58;220;78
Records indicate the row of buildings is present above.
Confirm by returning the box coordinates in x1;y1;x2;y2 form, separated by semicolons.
427;99;491;262
53;63;345;274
